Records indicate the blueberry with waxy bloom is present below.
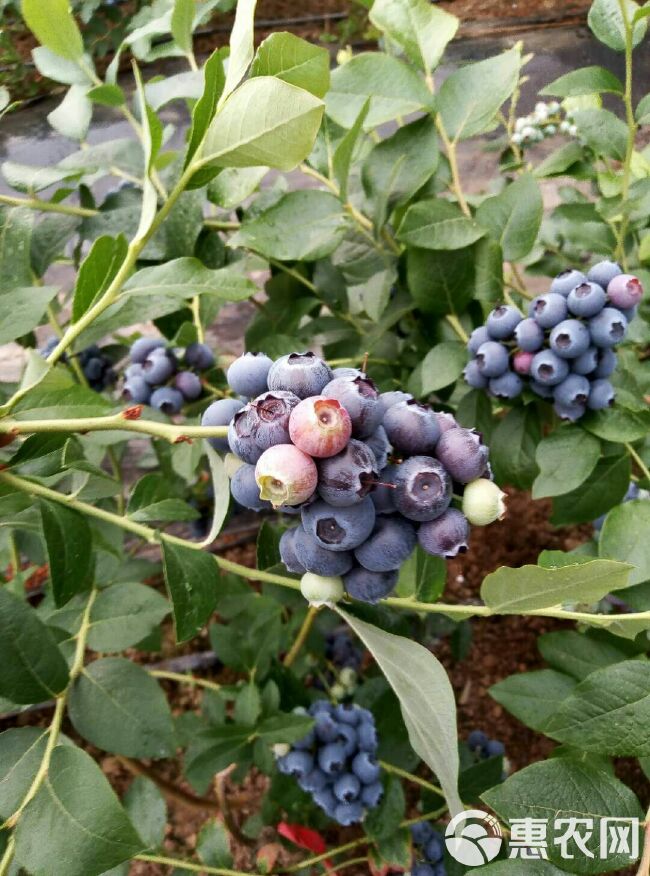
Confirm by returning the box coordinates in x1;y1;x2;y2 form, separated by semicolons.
321;375;382;438
267;351;332;398
288;396;352;458
435;427;489;484
383;400;441;456
418;508;470;558
227;351;273;398
255;444;318;507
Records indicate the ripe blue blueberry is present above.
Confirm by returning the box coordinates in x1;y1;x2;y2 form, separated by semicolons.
424;835;444;862
528;292;568;328
463;359;488;389
321;375;382;438
475;341;509;378
122;376;151;405
411;863;436;876
318;742;347;775
567;281;606;318
226;352;273;398
334;721;357;755
174;371;202;400
554;400;586;422
371;465;397;515
489;371;523;399
378;390;414;415
277;750;314;778
550;268;587;297
351;751;381;784
314;712;341;743
486;304;522;339
335;703;361;726
317;439;379;507
530;350;570;386
594;349;617;378
383;400;441;456
279;527;306;574
484;740;505;757
332;367;366;380
467;325;491;355
589;307;628;347
125;363;145;379
130;337;166;363
83;356;104;382
435;428;489;484
150;386;183;415
333;773;361;802
230;463;270;511
292;527;354;577
554;374;590;408
468;730;489;751
301;498;376;552
334;801;364;826
344;566;398;604
588;379;615;410
365;426;390;470
549;319;591;359
228;408;263;464
299;768;329;793
418;508;470;558
249;390;300;450
185;342;215;371
393;456;452;521
435;411;458;434
360;781;383;807
143;349;175;385
514;317;545;352
587;259;622;290
411;821;435;845
354;515;416;572
268;351;332;399
357;720;378;752
530;379;555;399
571;347;599;376
201;398;244;452
312;787;338;817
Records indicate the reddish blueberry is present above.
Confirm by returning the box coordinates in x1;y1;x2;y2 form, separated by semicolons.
289;396;352;458
255;444;318;507
607;274;643;310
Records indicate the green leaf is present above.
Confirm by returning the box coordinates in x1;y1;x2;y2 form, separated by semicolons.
87;583;168;651
197;820;233;868
0;286;60;345
124;257;256;300
583;405;650;442
369;0;459;73
13;383;113;421
326;53;431;129
162;541;218;642
332;98;370;202
551;453;631;526
72;235;128;322
539;628;641;681
202;77;324;171
256;713;315;744
0;727;49;819
2;161;81;194
221;0;257;104
490;406;541;490
407;245;475;315
588;0;647;51
31;214;80;278
234;683;261;725
185;725;253;788
14;745;144;876
127;474;199;524
545;660;650;755
636;93;650;123
171;0;194;54
418;342;466;393
22;0;84;61
483;758;643;873
534;141;586;178
68;657;175;758
600;500;650;585
489;669;576;732
364;774;406;840
532;426;601;499
572;108;629;160
475;173;542;262
207;166;268;208
541;65;624;97
338;608;463;817
124;776;166;850
251;32;330;98
31;46;91;85
87;84;125;107
230;190;348;261
0;206;33;293
395;545;446;602
481;558;633;613
39;499;93;606
185;49;226;167
468;861;596;876
438;46;521;140
397;199;485;250
47;84;92;141
0;589;69;704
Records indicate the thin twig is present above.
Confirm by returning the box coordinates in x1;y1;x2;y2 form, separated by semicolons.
117;756;221;813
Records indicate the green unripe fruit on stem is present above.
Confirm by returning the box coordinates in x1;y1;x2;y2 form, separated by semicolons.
300;572;344;607
462;478;507;526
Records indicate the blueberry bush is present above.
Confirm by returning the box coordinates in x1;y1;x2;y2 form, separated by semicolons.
0;0;649;874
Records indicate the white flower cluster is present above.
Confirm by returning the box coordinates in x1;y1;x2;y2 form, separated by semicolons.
512;101;579;147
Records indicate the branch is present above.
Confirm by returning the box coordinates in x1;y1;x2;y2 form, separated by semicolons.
283;605;319;667
135;854;254;876
0;193;97;218
116;756;221;814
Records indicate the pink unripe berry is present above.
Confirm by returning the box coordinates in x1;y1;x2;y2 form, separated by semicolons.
255;444;317;507
513;351;534;375
607;274;643;309
289;396;352;458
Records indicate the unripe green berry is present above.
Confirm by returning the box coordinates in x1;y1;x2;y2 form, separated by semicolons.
339;667;357;688
330;683;346;700
272;742;290;758
462;478;507;526
300;571;344;607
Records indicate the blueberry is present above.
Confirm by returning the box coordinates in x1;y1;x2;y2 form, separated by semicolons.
125;363;145;379
529;292;568;328
587;259;622;290
383;400;441;456
357;720;378;752
530;350;570;386
143;349;175;385
337;723;358;757
468;730;488;750
530;380;555;399
122;376;151;404
489;370;523;399
418;508;470;558
424;835;444;863
277;750;313;778
39;336;62;358
84;357;104;382
267;351;332;399
150;387;184;415
475;341;509;378
279;527;306;574
299;768;329;792
360;781;383;807
226;352;273;398
551;268;587;297
567;281;606;318
334;801;364;825
302;498;376;552
588;378;615;410
201;398;244;452
467;325;490;355
463;359;488;389
248;390;301;450
292;726;316;751
318;742;347;775
554;374;590;407
321;375;382;438
411;864;436;876
185;342;215;371
332;367;366;379
514;317;545;352
351;750;380;784
621;304;639;322
554;400;586;422
314;711;341;743
486;304;522;339
334;703;361;726
293;527;354;576
371;465;397;515
550;319;591;359
289;396;352;459
435;428;489;484
594;349;617;378
174;371;202;400
571;346;599;375
354;516;416;572
484;739;505;758
607;273;644;310
228;407;263;464
312;787;338;817
344;566;398;604
393;456;452;521
589;307;628;347
365;426;390;470
333;773;361;803
310;701;335;717
513;351;534;376
411;821;435;846
434;411;458;434
130;337;166;363
230;463;270;511
317;439;379;507
378;390;413;415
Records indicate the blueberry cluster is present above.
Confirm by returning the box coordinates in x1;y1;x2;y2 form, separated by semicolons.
464;261;644;421
202;351;502;605
40;338;116;392
410;822;446;876
511;101;578;148
276;701;383;826
467;730;505;761
326;626;362;672
121;338;214;415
